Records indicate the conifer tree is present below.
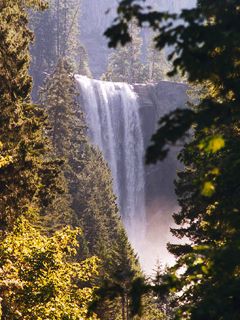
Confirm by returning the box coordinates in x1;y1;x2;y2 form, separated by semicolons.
40;58;145;319
145;33;187;83
102;22;146;83
78;44;92;77
40;58;88;213
104;1;240;318
0;3;99;319
0;0;65;231
162;93;240;319
30;0;91;98
146;36;170;82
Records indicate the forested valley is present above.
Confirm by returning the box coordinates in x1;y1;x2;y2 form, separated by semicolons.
1;0;240;320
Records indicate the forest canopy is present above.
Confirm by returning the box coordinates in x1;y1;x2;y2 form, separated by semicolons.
105;1;240;319
1;0;240;319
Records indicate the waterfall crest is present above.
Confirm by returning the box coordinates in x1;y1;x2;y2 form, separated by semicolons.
75;75;146;247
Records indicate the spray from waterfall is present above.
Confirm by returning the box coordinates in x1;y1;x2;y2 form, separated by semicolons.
75;75;146;251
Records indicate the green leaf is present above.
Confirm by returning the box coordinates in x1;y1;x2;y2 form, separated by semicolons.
207;135;225;153
202;181;215;197
199;135;225;153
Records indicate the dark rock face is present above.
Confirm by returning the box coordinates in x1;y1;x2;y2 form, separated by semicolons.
134;81;188;237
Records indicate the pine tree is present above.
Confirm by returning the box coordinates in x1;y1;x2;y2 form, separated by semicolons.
0;3;99;319
29;7;57;98
102;22;146;83
105;2;240;318
40;58;146;319
78;44;92;77
151;261;175;319
145;33;188;83
0;0;65;231
39;58;88;214
163;106;240;319
146;36;171;82
30;0;91;98
143;82;240;319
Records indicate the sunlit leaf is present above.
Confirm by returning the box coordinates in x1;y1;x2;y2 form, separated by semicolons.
207;135;225;153
202;181;215;197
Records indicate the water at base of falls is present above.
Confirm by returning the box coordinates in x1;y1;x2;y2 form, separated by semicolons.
75;75;146;252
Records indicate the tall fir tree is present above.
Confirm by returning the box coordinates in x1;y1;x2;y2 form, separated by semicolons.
40;58;146;319
78;44;92;78
0;2;99;318
0;0;67;232
146;35;170;82
161;84;240;319
102;22;146;83
145;33;187;83
30;0;92;99
104;1;240;318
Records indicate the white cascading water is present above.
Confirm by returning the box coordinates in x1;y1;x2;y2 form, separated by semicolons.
75;75;146;249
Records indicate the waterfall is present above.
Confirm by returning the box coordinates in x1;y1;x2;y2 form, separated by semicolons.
75;75;146;248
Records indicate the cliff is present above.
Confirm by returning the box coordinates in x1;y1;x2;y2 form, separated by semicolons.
134;81;188;235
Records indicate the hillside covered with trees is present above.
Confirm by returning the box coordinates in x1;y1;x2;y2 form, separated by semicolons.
1;0;239;319
0;1;165;319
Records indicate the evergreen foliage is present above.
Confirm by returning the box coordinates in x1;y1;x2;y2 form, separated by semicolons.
145;35;185;83
102;22;146;83
145;36;170;82
0;1;98;319
2;0;228;319
78;44;92;78
151;262;176;320
40;58;147;319
0;0;64;231
105;0;240;319
163;85;240;319
103;27;183;84
30;0;91;98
